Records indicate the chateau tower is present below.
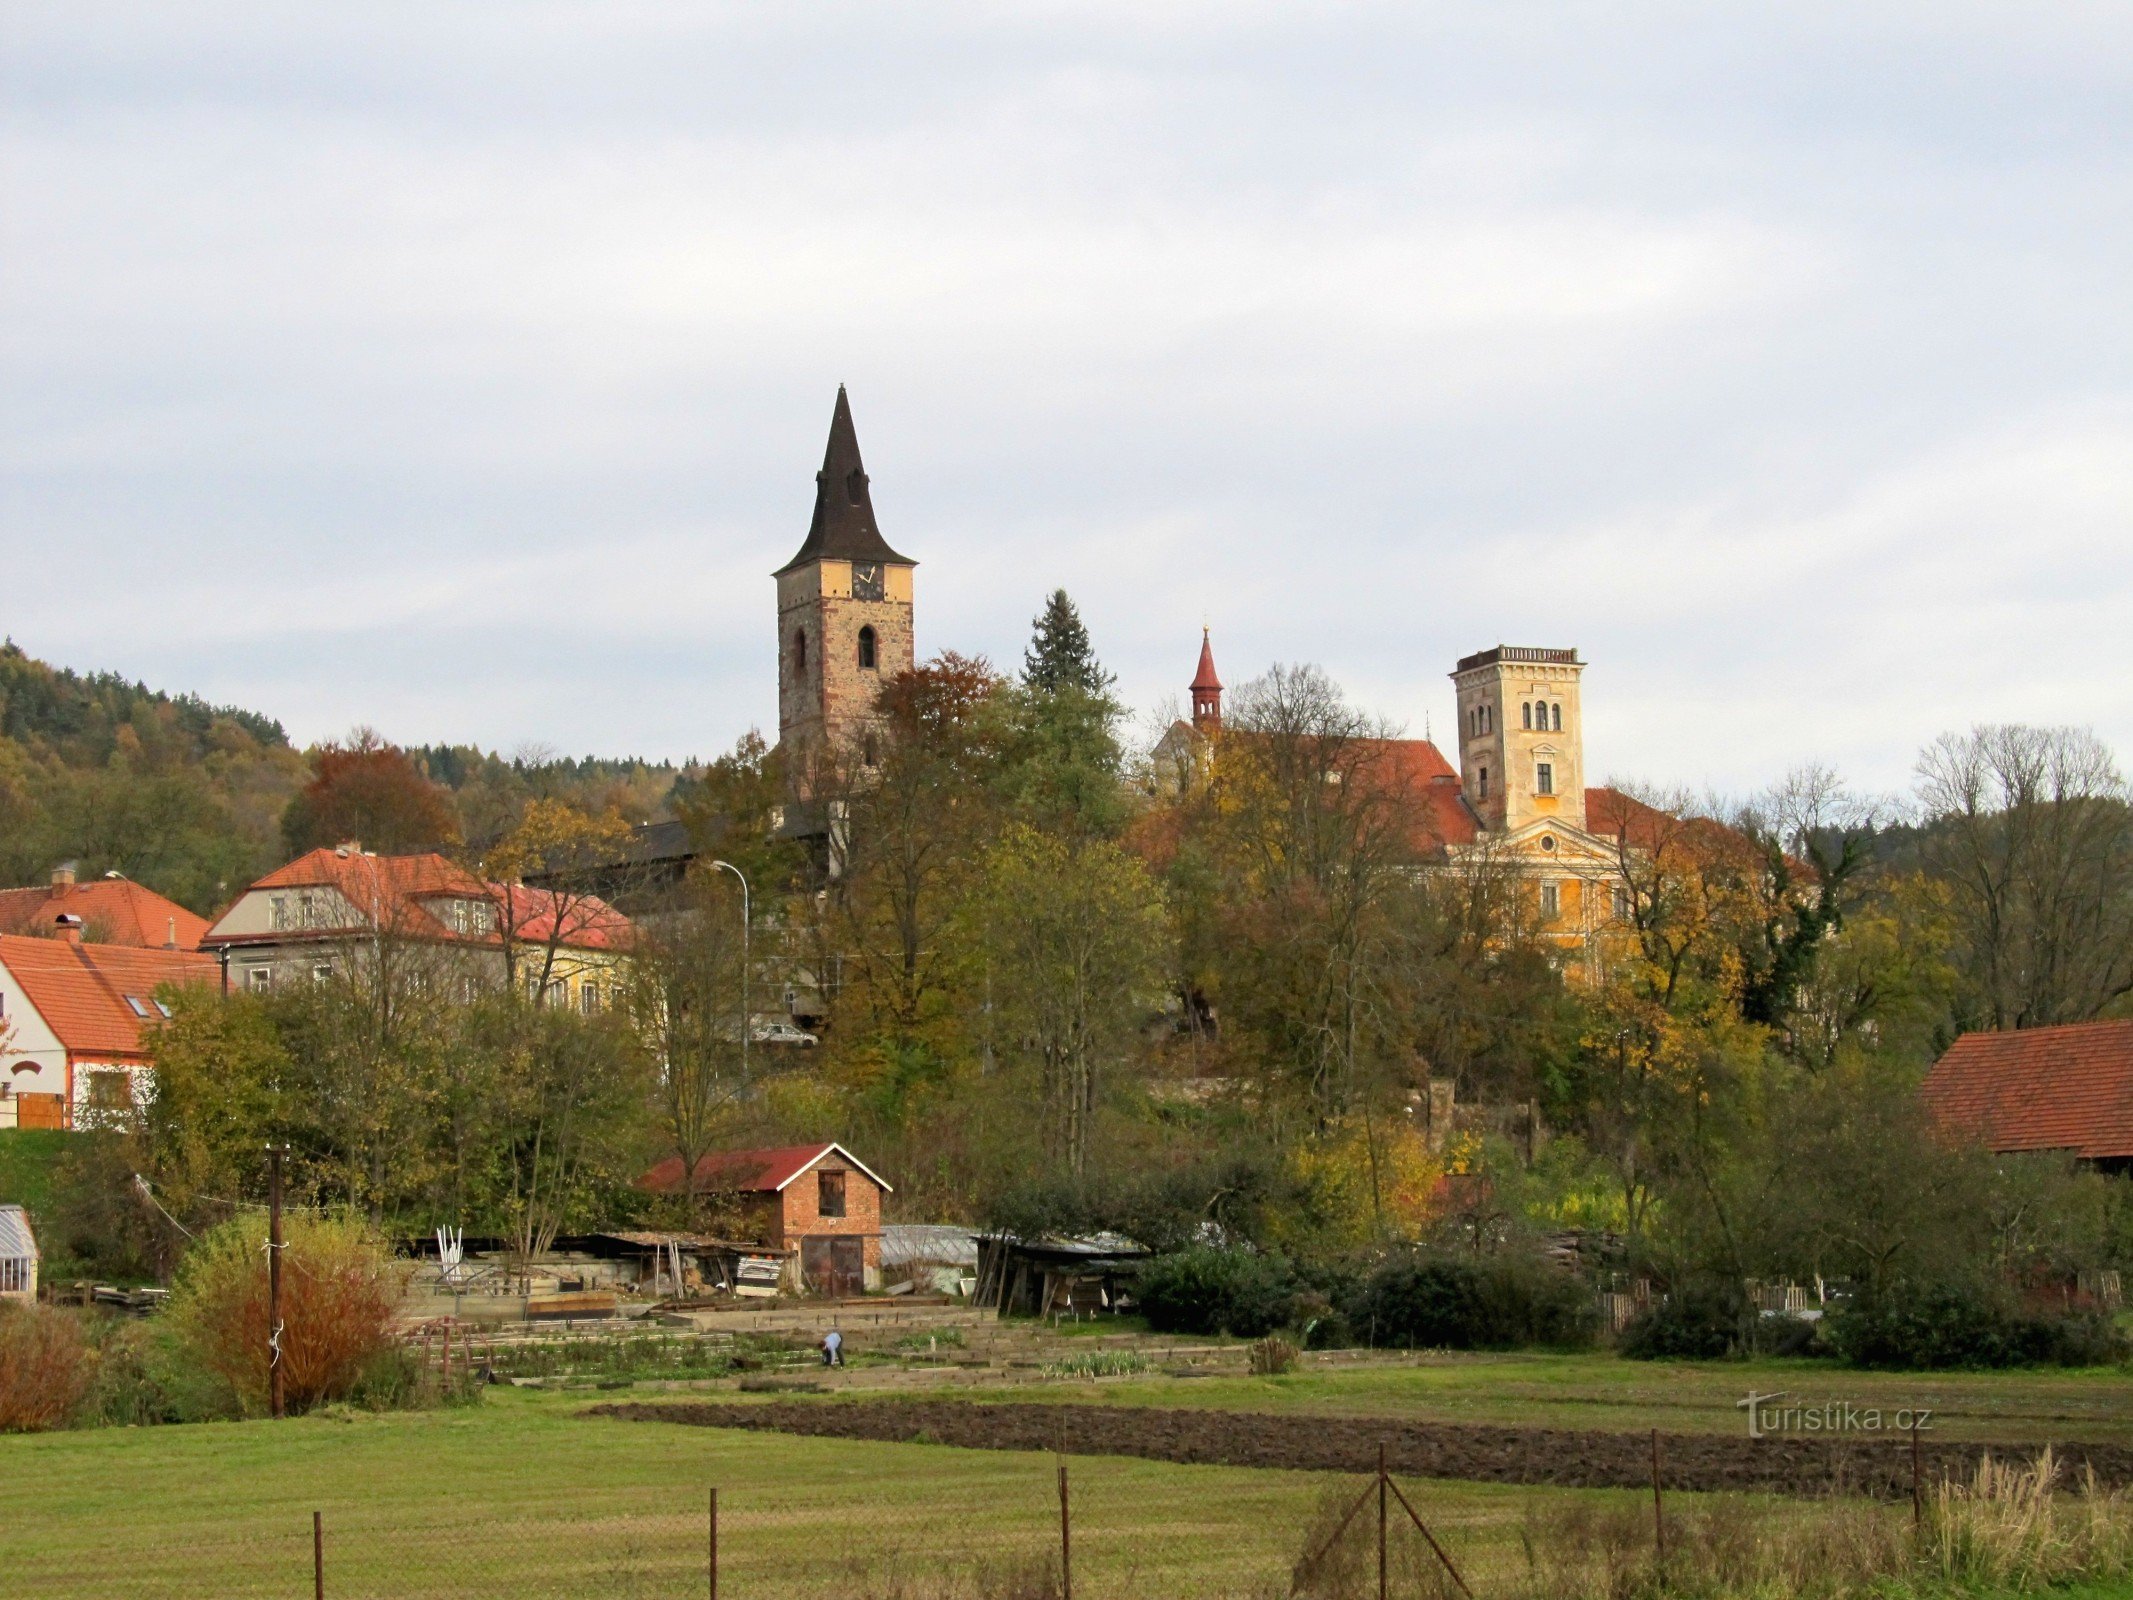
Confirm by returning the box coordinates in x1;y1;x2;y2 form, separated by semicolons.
1450;646;1586;834
775;388;916;787
1190;628;1223;731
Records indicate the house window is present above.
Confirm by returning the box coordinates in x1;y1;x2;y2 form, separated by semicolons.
1613;883;1632;920
580;983;600;1016
858;625;878;670
312;963;333;983
270;895;290;931
246;966;272;993
1536;761;1554;796
84;1070;133;1113
545;979;567;1008
1540;881;1560;920
818;1169;847;1219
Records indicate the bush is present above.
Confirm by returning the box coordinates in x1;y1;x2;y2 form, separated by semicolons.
1620;1281;1753;1360
0;1302;94;1431
1249;1334;1301;1375
1135;1248;1297;1337
1827;1280;2130;1370
1351;1253;1592;1351
167;1212;405;1414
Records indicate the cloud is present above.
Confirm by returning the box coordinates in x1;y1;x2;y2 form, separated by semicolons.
1;4;2126;792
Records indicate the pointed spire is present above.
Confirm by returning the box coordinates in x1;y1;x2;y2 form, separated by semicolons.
1191;627;1223;730
1190;626;1222;693
775;385;916;575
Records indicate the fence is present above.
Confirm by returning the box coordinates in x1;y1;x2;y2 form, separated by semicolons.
7;1419;1972;1600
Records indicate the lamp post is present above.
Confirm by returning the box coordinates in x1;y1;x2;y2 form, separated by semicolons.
710;860;750;1080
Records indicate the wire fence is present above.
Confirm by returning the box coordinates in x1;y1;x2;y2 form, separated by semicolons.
6;1424;1967;1600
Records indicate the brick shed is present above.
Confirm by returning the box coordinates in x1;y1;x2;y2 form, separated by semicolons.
640;1142;891;1296
1920;1019;2133;1175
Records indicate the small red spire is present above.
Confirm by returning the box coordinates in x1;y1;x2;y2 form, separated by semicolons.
1191;627;1222;730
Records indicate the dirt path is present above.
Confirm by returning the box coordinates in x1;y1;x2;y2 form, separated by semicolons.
591;1397;2133;1498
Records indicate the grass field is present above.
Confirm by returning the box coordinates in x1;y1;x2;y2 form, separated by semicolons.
8;1356;2133;1599
2;1385;1604;1598
906;1348;2133;1446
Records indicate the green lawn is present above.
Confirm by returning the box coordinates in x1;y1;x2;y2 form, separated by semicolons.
2;1386;1595;1599
910;1348;2133;1445
0;1127;70;1217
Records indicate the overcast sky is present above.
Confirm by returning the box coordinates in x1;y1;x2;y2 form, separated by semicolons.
4;3;2128;797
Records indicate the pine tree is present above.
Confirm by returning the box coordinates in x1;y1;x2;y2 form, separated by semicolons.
1021;589;1115;695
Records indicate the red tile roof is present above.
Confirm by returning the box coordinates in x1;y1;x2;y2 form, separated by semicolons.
639;1142;893;1196
0;879;210;951
0;934;218;1059
208;849;629;953
1919;1020;2133;1161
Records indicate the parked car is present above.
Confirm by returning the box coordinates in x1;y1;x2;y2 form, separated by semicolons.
752;1020;819;1047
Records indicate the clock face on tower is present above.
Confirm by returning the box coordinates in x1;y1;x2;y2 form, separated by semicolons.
851;562;885;602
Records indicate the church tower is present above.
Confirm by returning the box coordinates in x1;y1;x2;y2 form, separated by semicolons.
1450;646;1587;834
1190;628;1223;731
775;388;917;789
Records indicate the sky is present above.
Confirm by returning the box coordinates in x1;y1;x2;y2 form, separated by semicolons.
4;3;2128;799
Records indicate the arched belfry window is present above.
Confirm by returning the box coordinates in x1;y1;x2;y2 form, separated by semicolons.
792;630;808;674
857;625;878;670
1551;702;1563;732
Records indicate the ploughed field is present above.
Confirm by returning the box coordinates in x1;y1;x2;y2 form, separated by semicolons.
596;1396;2133;1499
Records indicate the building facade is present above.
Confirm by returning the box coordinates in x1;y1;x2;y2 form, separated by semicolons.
775;387;917;792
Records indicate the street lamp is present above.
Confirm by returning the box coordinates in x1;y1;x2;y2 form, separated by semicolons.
710;859;750;1079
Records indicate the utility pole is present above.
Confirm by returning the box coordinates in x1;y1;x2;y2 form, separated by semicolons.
268;1145;286;1420
710;860;751;1082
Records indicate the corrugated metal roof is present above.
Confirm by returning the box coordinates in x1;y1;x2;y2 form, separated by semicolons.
0;1204;37;1262
881;1225;979;1267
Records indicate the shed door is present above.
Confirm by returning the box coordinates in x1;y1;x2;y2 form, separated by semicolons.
14;1094;64;1130
802;1236;864;1298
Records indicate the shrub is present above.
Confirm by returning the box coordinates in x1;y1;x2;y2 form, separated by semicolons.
0;1302;94;1431
167;1211;405;1414
1351;1253;1592;1351
1134;1248;1297;1337
1620;1280;1753;1360
1827;1280;2130;1370
1249;1334;1301;1375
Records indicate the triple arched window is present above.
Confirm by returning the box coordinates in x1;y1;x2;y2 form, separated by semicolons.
857;625;878;670
1522;700;1564;731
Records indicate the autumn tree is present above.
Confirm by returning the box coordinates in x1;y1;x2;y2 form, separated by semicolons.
281;729;460;856
974;826;1170;1175
1915;724;2133;1029
480;797;635;994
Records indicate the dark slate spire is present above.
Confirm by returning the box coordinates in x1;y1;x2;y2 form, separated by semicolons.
774;386;916;575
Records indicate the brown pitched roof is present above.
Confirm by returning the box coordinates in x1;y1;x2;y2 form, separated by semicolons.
1919;1020;2133;1160
0;934;218;1059
0;879;210;950
774;386;915;576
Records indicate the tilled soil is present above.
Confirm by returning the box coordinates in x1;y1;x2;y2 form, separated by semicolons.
590;1398;2133;1499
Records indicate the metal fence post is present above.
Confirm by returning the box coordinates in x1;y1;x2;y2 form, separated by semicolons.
709;1487;718;1600
312;1510;323;1600
1377;1442;1388;1600
1650;1428;1666;1569
269;1147;286;1421
1058;1459;1073;1600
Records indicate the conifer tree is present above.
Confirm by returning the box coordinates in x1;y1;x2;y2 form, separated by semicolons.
1021;590;1115;695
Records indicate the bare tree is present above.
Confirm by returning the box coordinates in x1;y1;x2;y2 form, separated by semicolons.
1915;725;2133;1028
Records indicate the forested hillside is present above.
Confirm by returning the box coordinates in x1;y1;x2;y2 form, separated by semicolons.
0;642;686;913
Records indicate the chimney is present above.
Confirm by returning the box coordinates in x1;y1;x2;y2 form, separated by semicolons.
50;863;77;894
166;916;179;952
55;913;85;946
335;841;362;857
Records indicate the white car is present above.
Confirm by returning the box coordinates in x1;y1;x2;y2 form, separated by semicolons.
752;1020;819;1047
